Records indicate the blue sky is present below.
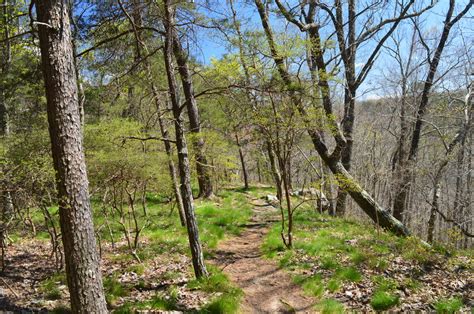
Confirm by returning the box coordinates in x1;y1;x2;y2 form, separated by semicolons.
189;0;473;99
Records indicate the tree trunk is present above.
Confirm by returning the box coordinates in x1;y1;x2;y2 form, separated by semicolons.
427;181;440;243
155;96;186;227
121;0;186;227
163;0;207;278
1;0;14;235
255;0;410;236
172;34;213;198
266;141;282;201
0;0;11;135
394;0;473;221
328;158;410;236
392;80;411;221
235;134;249;189
36;1;107;312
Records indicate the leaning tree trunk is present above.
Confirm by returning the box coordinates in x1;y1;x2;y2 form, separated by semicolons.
36;1;107;312
163;0;208;278
172;35;213;198
255;0;410;236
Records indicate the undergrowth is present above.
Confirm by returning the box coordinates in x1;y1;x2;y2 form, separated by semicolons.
262;205;471;312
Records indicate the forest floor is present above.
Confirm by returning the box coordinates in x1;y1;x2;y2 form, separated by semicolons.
0;187;472;313
211;197;315;313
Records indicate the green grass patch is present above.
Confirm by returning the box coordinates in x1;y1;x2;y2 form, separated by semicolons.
104;275;129;305
40;273;66;301
293;274;324;298
370;291;399;311
433;297;463;313
115;289;178;313
326;278;341;292
262;225;286;257
335;267;361;282
189;266;243;314
315;298;345;313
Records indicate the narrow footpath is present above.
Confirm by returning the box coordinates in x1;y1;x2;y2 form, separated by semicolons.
212;197;315;313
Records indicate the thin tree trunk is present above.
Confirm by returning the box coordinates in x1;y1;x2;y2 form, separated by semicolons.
119;0;186;227
36;1;107;312
162;0;207;278
393;80;411;221
172;34;213;198
156;98;186;227
267;141;283;201
395;0;473;220
236;134;249;189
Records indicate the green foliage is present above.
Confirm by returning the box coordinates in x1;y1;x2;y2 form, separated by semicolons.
262;225;286;257
200;292;242;314
115;290;178;313
434;297;463;313
320;256;339;270
293;274;324;297
50;306;71;314
372;276;398;292
335;267;361;282
196;192;252;249
127;264;145;276
398;236;437;265
189;266;243;314
85;118;169;196
315;298;345;314
370;291;399;311
40;273;66;301
350;250;367;265
370;274;400;311
104;275;129;305
326;279;341;292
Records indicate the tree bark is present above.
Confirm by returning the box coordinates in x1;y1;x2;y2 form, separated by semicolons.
172;34;213;198
266;141;283;201
163;0;208;278
36;1;107;312
0;0;10;135
235;134;249;189
155;97;186;227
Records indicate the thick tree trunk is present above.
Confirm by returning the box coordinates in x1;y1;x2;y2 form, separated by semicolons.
172;35;213;198
163;0;207;279
36;1;107;312
1;0;13;225
335;92;355;216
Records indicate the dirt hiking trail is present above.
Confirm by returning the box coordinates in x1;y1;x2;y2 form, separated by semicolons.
212;197;316;313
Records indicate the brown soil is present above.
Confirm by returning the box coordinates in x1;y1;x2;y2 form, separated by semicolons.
211;198;316;313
